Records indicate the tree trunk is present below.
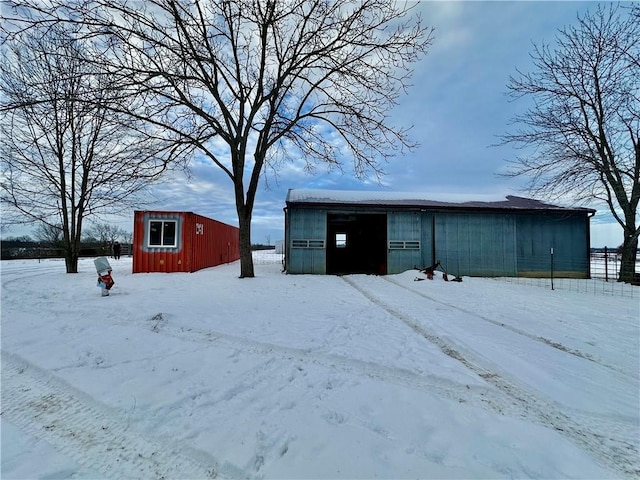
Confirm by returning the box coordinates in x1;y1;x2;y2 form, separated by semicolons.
64;240;80;273
238;207;254;278
618;230;638;283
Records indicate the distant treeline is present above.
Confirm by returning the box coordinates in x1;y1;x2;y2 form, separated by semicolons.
2;239;274;260
251;244;276;251
1;239;121;260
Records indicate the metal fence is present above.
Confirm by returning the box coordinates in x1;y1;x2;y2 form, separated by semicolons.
590;250;630;281
265;247;638;298
496;252;639;298
252;249;285;266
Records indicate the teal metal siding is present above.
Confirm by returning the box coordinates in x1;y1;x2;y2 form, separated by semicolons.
515;213;589;277
287;208;327;274
435;213;516;276
420;212;435;268
284;202;590;278
387;211;422;274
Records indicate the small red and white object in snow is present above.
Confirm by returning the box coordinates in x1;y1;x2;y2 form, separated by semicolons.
94;257;115;296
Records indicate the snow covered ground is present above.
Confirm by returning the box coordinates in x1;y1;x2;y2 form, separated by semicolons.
1;253;638;479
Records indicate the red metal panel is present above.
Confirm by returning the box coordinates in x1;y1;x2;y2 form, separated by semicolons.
132;211;189;273
191;213;240;272
183;213;195;273
132;211;146;273
133;210;239;273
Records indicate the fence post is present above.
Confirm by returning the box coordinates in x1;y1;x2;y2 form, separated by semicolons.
604;246;609;282
550;246;554;291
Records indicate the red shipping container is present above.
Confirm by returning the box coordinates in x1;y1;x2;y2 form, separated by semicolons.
132;211;240;273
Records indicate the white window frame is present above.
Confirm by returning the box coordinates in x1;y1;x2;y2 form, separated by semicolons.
148;219;178;248
335;233;347;248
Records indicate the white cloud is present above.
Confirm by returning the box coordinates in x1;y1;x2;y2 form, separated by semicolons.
2;1;620;249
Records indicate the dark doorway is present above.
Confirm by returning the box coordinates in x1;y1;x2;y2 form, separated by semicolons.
326;213;387;275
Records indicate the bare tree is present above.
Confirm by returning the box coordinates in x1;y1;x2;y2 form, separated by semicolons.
0;23;181;273
501;4;639;283
3;235;33;243
3;0;433;277
33;223;64;247
85;222;127;246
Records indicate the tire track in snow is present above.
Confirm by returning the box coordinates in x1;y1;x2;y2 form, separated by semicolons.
0;264;66;289
143;318;510;414
383;276;626;376
341;276;639;478
1;350;218;479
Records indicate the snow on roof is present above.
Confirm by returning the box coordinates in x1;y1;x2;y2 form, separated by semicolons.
286;189;595;212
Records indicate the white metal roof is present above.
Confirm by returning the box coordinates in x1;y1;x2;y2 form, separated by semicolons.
286;189;595;212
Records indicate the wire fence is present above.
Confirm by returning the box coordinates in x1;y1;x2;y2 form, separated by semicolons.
265;247;638;298
495;252;640;298
252;249;285;266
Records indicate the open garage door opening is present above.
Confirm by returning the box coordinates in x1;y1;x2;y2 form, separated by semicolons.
326;213;387;275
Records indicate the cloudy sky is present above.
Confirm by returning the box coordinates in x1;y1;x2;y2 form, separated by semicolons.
4;1;628;247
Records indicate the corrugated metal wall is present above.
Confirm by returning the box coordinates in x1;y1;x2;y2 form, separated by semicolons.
387;211;422;274
515;213;589;277
133;211;187;273
190;213;240;272
133;211;240;273
287;208;327;274
285;207;590;278
420;213;435;268
434;213;517;277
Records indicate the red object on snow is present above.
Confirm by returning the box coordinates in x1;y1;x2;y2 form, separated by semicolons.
98;272;115;289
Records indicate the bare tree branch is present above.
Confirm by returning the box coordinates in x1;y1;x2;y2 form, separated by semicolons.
0;22;182;272
500;4;639;282
2;0;433;277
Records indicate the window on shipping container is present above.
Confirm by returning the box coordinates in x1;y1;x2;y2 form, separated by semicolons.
148;220;177;247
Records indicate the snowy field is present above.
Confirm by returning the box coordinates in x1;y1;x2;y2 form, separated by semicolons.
1;253;638;479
